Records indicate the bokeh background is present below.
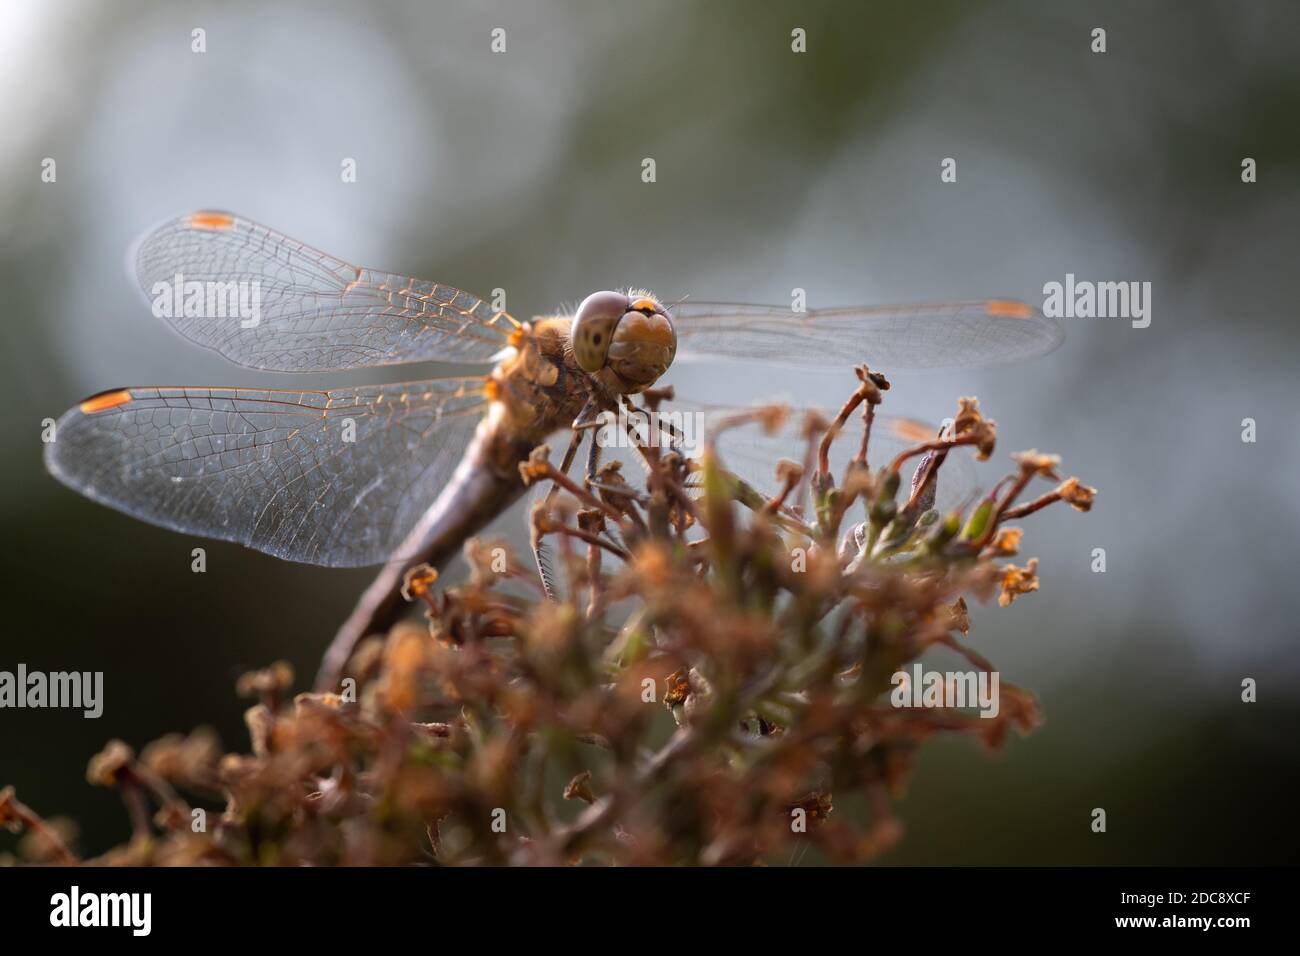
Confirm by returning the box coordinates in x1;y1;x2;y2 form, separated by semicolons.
2;0;1297;864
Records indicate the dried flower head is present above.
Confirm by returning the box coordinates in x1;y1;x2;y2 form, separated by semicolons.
4;370;1093;867
1057;477;1097;512
999;559;1041;607
235;661;294;704
86;740;135;787
990;526;1024;556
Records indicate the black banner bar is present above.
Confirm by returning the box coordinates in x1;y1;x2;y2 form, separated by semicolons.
0;866;1281;940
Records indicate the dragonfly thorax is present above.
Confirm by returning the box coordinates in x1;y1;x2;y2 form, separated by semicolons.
570;290;676;394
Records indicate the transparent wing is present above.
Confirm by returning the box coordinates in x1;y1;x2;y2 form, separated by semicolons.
45;380;488;567
133;211;518;371
672;299;1062;370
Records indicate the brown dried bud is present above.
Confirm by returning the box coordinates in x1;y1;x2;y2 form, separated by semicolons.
141;727;220;783
800;409;830;440
1057;477;1097;512
756;405;788;436
775;458;804;486
86;739;135;787
563;771;596;804
577;508;606;534
401;564;439;601
970;421;998;461
597;459;627;481
519;444;553;484
999;558;1040;607
854;365;889;403
1012;450;1062;480
235;660;294;700
989;527;1023;556
945;597;971;636
663;668;691;708
953;396;984;433
641;385;675;407
293;692;343;712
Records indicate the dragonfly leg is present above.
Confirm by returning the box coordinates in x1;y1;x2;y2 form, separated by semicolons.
543;399;597;508
626;396;688;449
533;398;609;600
534;426;585;601
585;425;603;481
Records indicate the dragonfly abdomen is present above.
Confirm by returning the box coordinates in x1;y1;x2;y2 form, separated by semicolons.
317;419;529;689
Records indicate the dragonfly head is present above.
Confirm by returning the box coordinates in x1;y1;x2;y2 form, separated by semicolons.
571;290;676;393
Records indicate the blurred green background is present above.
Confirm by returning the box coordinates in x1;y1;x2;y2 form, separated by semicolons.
2;0;1297;863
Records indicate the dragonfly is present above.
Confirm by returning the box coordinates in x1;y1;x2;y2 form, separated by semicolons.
44;211;1063;689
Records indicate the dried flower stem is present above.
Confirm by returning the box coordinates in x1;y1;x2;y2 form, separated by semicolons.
0;787;79;864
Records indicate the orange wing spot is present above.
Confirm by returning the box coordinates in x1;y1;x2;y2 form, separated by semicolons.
893;418;934;444
483;379;501;401
984;299;1034;319
79;389;133;414
188;211;236;231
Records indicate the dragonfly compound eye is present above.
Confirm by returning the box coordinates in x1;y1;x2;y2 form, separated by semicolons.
607;297;676;388
572;290;631;373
